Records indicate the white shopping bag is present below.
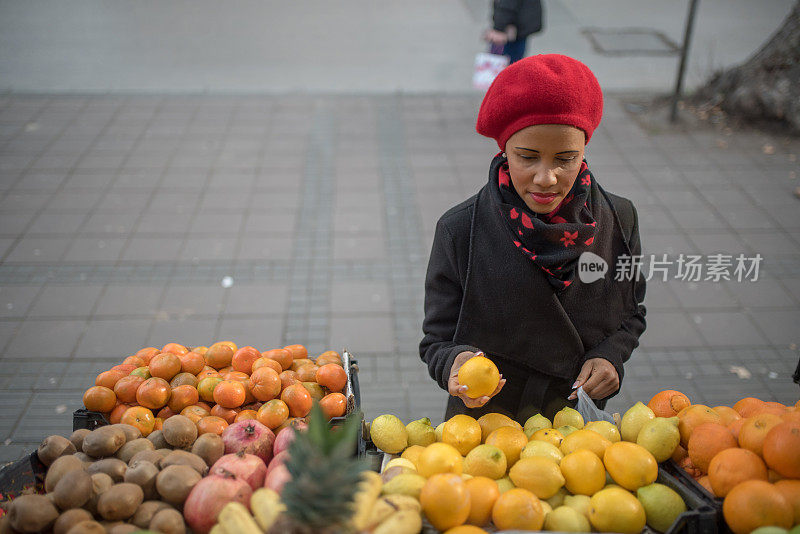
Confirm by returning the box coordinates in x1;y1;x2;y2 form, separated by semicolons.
472;51;509;90
574;386;617;424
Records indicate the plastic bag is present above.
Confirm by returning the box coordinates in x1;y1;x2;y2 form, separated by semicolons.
472;51;509;90
574;386;615;423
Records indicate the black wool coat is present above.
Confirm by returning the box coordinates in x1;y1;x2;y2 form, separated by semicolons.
493;0;544;39
419;176;646;423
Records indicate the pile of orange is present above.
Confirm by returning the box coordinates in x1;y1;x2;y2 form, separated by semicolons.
656;392;800;534
83;341;349;439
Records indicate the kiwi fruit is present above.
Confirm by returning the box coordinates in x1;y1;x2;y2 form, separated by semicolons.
130;501;172;528
162;415;197;449
69;429;92;453
111;423;141;442
82;426;127;458
65;521;106;534
53;509;94;534
147;430;171;450
8;494;59;533
85;472;114;516
115;438;155;464
160;450;208;475
155;465;201;506
149;509;186;534
128;449;165;466
191;433;225;467
37;435;77;466
53;468;93;510
108;524;138;534
74;451;93;463
87;457;128;482
124;460;160;500
45;454;86;493
97;483;144;521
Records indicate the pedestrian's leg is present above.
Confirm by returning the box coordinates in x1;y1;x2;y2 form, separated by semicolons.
502;38;527;63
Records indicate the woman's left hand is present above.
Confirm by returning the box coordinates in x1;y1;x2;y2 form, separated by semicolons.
568;358;619;400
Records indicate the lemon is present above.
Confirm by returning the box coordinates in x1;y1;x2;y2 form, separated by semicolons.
636;417;680;462
560;449;605;496
435;422;445;442
545;487;569;509
520;440;564;464
540;501;553;515
560;428;612;458
477;413;522;442
636;483;687;532
382;473;427;499
485;426;528;467
563;494;591;519
418;442;463;478
553;407;584;429
523;413;552;438
420;473;471;531
401;444;425;468
492;488;545;531
508;457;565;499
464;444;507;479
557;424;579;437
442;415;482;456
603;442;658;491
406;417;437;447
532;428;564;448
385;458;416;472
589;487;646;534
457;356;500;398
620;402;655;442
496;476;515;493
370;414;408;454
443;526;490;534
584;420;621;442
545;505;592;532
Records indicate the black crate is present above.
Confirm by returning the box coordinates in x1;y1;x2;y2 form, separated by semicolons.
664;459;728;533
656;466;718;534
0;452;46;499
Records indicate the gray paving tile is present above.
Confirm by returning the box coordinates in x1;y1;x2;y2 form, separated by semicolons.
121;237;184;261
180;237;237;261
63;237;126;262
95;191;151;211
216;317;284;350
330;281;391;313
149;318;219;348
224;283;289;315
722;278;798;308
12;391;83;442
0;192;52;211
690;311;769;346
159;284;226;317
0;211;37;235
94;284;165;316
45;190;103;211
4;319;85;358
333;235;387;261
638;311;705;348
244;211;297;234
189;212;244;234
750;310;800;348
74;319;151;358
0;321;21;350
27;211;86;234
81;211;138;234
236;236;293;260
329;315;394;353
0;286;40;318
4;237;71;262
667;281;738;309
136;212;194;234
28;285;103;317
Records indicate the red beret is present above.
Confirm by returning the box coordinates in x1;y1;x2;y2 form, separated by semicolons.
476;54;603;149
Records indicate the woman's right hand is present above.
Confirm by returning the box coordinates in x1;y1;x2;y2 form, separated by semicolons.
448;351;506;408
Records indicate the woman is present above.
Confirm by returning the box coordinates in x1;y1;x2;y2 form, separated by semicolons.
420;54;646;422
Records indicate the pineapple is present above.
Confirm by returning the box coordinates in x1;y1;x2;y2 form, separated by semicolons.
272;402;366;534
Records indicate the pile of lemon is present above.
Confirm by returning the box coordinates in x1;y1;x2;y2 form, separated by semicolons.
369;407;688;534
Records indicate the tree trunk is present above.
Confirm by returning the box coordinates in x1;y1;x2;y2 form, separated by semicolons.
691;0;800;132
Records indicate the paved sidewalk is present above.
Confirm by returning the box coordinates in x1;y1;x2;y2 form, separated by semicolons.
0;92;798;461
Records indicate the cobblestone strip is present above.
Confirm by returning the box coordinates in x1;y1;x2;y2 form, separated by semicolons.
282;103;336;354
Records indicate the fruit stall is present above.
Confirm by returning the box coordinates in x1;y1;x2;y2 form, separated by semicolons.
0;341;798;534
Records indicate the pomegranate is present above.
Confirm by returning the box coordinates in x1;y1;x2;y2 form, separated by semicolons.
264;462;291;493
183;469;253;534
273;426;299;456
221;419;275;464
266;450;289;478
211;451;267;490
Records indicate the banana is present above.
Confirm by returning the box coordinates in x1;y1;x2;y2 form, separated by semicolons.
350;470;383;531
217;501;264;534
251;488;286;531
365;494;421;529
372;510;423;534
